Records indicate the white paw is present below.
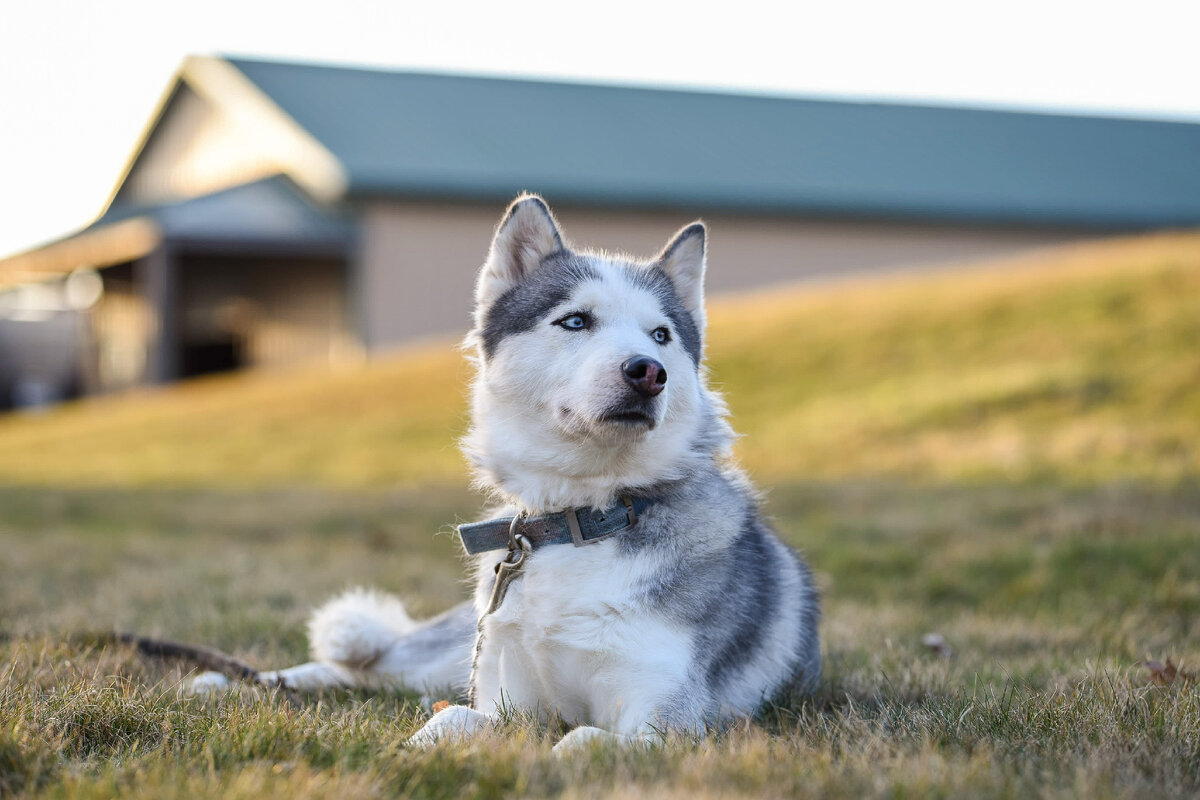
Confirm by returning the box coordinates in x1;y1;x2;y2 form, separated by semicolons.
407;705;492;749
259;662;351;691
552;725;622;755
187;671;232;694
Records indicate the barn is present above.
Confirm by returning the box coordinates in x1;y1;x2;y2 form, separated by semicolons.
2;54;1199;408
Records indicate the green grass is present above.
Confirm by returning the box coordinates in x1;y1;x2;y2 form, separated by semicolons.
2;230;1200;797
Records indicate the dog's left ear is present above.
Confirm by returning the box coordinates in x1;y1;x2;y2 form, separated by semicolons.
476;194;565;308
656;222;707;327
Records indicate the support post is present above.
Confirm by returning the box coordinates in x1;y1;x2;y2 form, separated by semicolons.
136;245;178;384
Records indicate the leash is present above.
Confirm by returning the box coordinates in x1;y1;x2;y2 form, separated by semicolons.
466;514;531;707
71;632;304;708
461;495;650;707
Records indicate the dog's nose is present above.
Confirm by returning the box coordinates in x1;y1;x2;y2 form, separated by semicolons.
621;356;667;397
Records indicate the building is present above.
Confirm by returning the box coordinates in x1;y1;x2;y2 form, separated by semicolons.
2;55;1199;407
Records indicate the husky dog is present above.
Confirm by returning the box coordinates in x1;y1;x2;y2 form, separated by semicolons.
192;195;820;752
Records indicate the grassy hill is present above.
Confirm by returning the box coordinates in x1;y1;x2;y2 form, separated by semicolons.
3;231;1200;799
0;230;1197;488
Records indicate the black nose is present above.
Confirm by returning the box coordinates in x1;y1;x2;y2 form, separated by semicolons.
621;356;667;397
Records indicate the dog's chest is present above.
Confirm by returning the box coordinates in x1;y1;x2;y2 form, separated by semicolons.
478;540;687;717
491;542;640;643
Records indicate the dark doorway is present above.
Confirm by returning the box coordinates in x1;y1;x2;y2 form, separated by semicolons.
180;336;244;378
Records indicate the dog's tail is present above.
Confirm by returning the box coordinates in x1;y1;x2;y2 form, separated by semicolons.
307;587;420;666
305;591;476;693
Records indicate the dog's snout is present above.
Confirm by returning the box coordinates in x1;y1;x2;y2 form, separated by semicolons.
621;356;667;397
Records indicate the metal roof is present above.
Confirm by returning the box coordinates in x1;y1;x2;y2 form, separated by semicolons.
103;176;353;246
228;57;1200;229
0;177;352;287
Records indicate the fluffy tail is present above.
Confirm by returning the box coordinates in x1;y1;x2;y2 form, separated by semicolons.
306;590;476;693
308;588;418;666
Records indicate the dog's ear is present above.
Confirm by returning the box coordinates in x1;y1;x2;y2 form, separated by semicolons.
476;194;565;307
656;222;707;327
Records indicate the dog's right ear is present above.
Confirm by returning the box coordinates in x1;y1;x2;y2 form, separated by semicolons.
475;194;565;308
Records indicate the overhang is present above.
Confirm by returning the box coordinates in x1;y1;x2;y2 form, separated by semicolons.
0;176;354;290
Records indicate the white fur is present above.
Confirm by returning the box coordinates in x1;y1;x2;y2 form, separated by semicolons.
462;258;721;511
308;587;415;665
407;706;492;748
470;539;697;735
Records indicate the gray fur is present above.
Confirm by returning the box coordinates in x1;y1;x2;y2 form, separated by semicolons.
620;264;703;364
480;251;703;365
479;253;599;359
790;557;823;692
614;462;819;710
698;514;781;689
383;601;476;686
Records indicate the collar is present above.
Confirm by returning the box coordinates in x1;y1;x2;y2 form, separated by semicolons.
457;495;655;555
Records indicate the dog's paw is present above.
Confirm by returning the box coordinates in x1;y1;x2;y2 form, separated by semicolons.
407;705;491;749
187;671;232;695
552;725;622;755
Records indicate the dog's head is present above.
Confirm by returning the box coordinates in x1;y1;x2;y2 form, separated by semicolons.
462;194;732;509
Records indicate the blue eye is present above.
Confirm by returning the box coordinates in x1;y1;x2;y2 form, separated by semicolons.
652;327;670;344
556;313;590;331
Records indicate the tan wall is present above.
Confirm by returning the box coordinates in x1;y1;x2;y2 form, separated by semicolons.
356;200;1102;349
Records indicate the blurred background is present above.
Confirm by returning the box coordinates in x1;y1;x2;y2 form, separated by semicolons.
1;0;1199;412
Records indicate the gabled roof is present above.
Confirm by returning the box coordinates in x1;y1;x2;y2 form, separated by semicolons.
103;176;352;247
222;56;1200;229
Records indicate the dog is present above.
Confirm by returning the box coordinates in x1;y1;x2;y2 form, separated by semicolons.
191;195;821;752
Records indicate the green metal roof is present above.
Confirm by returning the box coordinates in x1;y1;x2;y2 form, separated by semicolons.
227;57;1200;230
100;176;352;247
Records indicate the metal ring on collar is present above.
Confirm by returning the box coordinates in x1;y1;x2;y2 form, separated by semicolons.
507;514;533;555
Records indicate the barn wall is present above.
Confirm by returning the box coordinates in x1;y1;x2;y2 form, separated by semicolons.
356;199;1102;350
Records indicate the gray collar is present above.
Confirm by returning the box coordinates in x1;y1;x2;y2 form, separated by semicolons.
457;495;654;555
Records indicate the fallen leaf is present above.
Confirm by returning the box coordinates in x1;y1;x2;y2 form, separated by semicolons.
1142;658;1196;686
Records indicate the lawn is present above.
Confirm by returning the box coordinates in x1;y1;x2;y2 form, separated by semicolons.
2;231;1199;798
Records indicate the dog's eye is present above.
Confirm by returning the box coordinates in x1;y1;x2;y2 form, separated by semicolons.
651;327;671;344
556;313;590;331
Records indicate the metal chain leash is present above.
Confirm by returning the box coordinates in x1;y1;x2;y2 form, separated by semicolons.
466;514;532;708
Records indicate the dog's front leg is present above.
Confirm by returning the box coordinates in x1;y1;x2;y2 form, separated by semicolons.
552;723;663;754
406;705;494;747
552;725;625;753
406;619;540;748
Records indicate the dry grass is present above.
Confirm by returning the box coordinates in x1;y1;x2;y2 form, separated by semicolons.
2;482;1198;798
3;230;1200;797
0;231;1197;489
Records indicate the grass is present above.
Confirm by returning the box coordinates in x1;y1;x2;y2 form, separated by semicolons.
2;483;1198;798
2;230;1200;797
0;231;1197;489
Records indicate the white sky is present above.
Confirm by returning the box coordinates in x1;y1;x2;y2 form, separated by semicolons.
2;0;1198;259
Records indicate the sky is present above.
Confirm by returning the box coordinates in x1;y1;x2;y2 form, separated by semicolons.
2;0;1198;259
